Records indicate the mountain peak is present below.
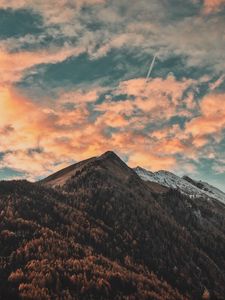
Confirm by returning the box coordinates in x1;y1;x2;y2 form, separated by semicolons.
41;150;135;188
96;150;137;181
98;150;120;160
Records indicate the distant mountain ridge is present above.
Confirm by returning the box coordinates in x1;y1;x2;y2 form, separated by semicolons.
134;166;225;204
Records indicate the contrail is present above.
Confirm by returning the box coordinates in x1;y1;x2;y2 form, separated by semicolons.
146;54;157;83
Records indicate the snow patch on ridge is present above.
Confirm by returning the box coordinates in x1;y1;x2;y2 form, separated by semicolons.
134;167;225;205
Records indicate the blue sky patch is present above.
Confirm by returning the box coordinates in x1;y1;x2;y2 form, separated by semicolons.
0;8;43;39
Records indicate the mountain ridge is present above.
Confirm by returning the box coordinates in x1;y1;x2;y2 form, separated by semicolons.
41;150;225;204
1;151;225;299
134;166;225;205
41;151;140;188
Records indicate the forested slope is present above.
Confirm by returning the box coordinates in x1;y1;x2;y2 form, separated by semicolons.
0;151;225;299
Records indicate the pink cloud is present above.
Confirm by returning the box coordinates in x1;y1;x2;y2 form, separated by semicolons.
103;75;197;124
209;75;225;90
128;151;177;171
0;78;221;179
185;93;225;140
0;86;108;176
202;0;225;13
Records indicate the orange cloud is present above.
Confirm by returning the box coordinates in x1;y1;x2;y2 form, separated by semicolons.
0;87;53;153
186;93;225;139
57;89;102;105
0;78;215;179
203;0;225;13
116;76;194;101
153;139;186;155
128;151;177;171
93;76;198;139
152;125;187;140
113;76;195;120
96;99;134;115
95;111;129;128
0;86;108;176
0;87;40;129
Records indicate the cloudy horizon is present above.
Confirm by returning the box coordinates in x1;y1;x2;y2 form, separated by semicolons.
0;0;225;191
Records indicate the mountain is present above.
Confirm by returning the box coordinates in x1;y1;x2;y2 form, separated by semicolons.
41;151;136;188
183;176;225;204
135;166;225;204
1;151;225;299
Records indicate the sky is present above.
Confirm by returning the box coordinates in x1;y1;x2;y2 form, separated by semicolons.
0;0;225;191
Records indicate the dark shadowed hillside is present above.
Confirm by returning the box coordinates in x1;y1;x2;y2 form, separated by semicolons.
0;151;225;299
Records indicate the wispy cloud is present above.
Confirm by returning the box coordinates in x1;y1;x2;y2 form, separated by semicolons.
0;45;84;85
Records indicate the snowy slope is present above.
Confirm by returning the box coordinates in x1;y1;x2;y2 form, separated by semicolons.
134;167;225;204
183;176;225;205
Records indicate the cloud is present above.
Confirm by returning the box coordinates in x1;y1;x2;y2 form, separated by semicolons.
95;111;129;128
56;88;104;106
0;82;182;177
213;164;225;174
0;85;107;176
0;124;14;135
202;0;225;14
209;75;225;90
92;33;145;58
1;0;224;79
0;46;84;84
0;83;224;183
0;0;224;94
106;75;197;122
0;0;224;189
0;0;106;24
0;87;51;152
128;151;177;171
0;150;54;179
186;93;225;138
116;75;194;102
